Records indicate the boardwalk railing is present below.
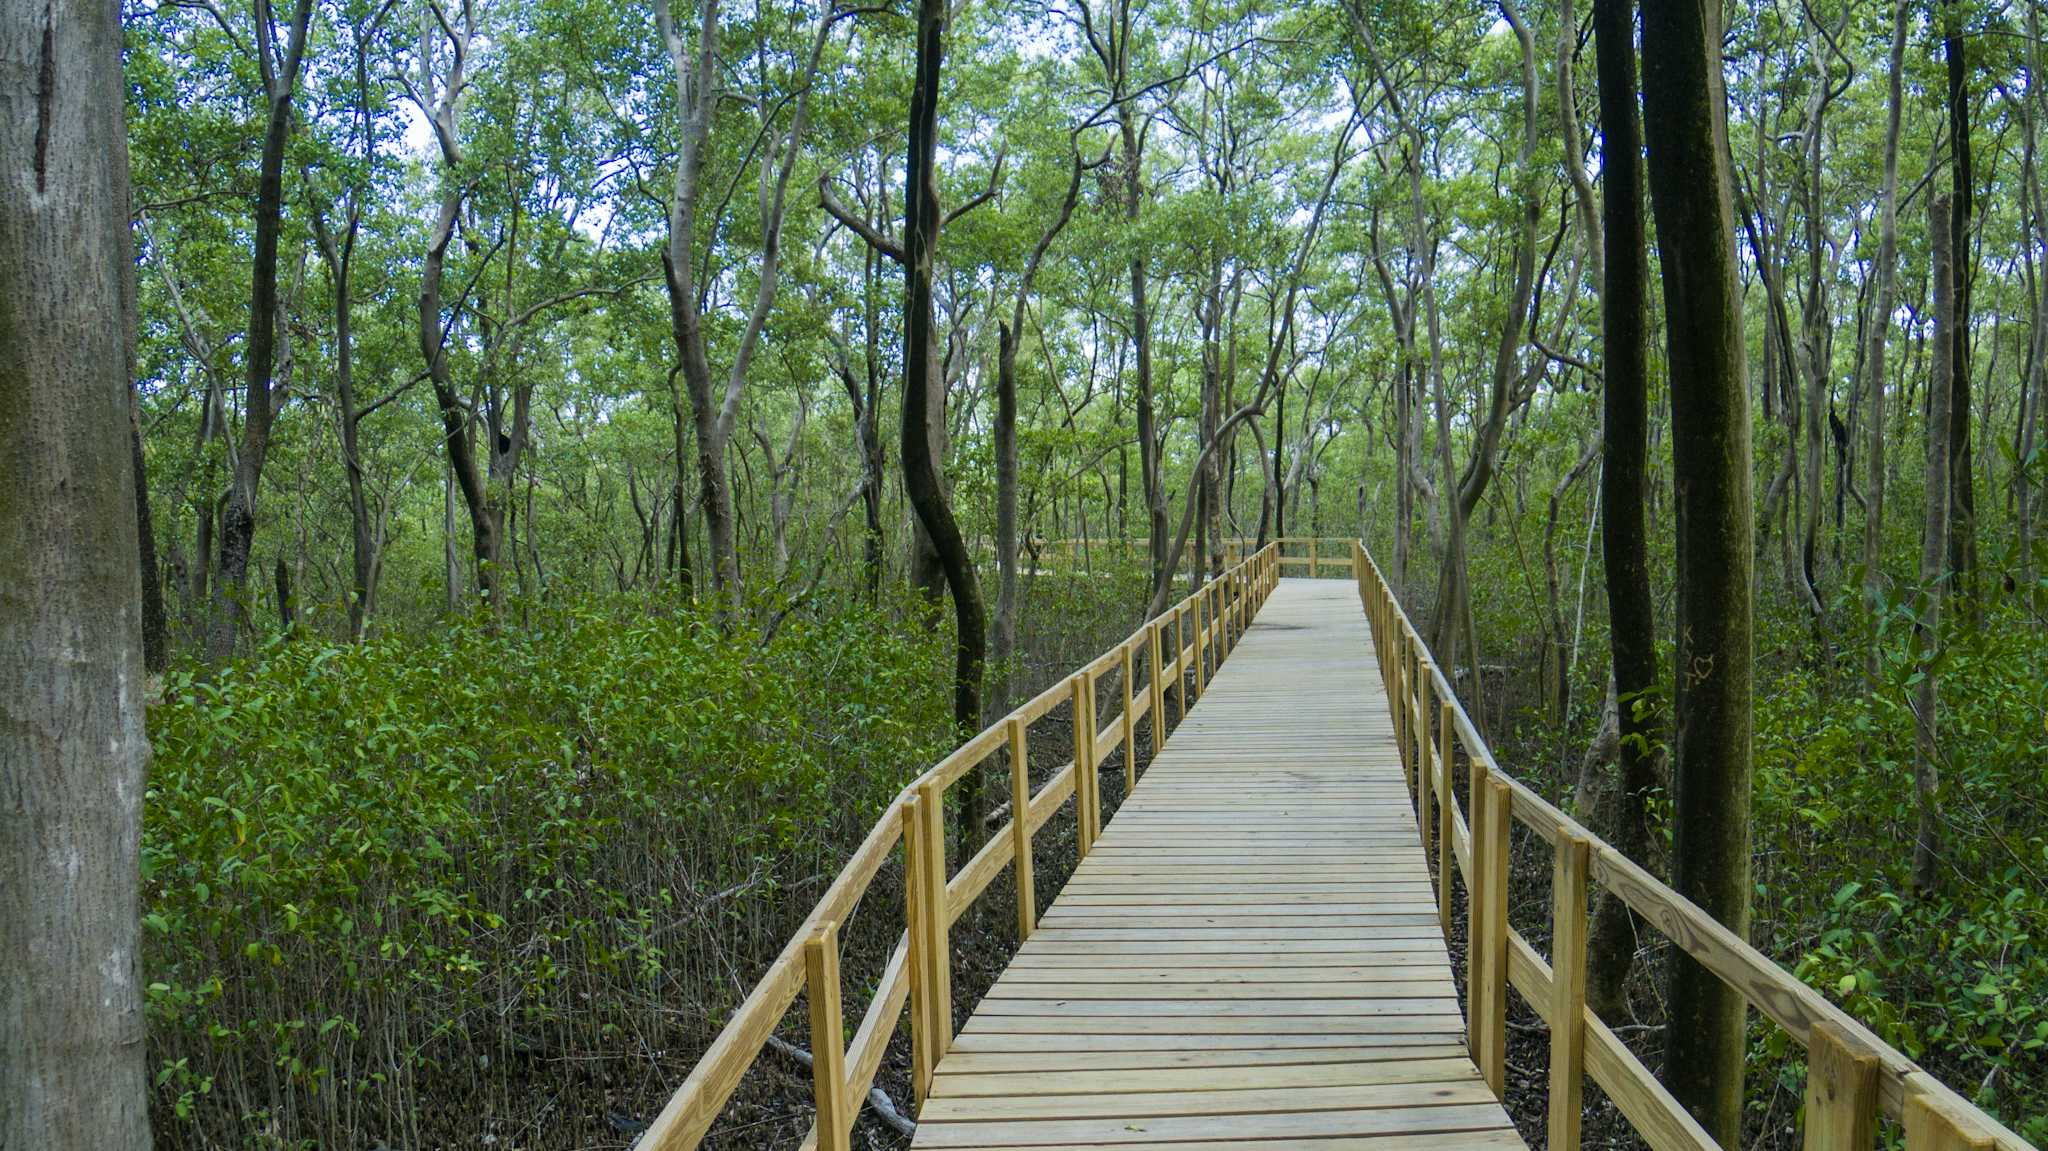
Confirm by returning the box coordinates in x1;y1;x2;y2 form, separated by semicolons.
1031;535;1357;578
635;543;1283;1151
1353;540;2037;1151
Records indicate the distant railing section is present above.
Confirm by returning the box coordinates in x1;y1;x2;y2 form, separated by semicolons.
1352;540;2037;1151
1024;535;1356;577
634;544;1283;1151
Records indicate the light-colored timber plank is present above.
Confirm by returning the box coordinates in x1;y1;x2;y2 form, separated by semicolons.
931;1058;1483;1098
919;1080;1495;1123
913;1129;1525;1151
912;1103;1514;1149
935;1046;1475;1073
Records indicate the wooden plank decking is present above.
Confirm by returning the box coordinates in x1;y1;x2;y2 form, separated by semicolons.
911;579;1526;1151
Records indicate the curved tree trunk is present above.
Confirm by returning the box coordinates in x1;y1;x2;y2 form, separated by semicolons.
902;0;988;842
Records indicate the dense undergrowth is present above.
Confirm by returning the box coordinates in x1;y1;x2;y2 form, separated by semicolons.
1463;564;2048;1147
140;567;1154;1149
144;591;954;1147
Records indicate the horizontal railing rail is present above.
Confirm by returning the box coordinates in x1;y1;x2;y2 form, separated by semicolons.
1022;535;1356;577
1352;540;2037;1151
634;543;1282;1151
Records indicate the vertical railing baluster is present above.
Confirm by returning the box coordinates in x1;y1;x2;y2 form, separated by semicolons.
1548;834;1591;1151
1804;1022;1879;1151
1150;618;1167;753
1437;700;1454;938
804;921;852;1151
1071;671;1096;855
916;780;952;1062
1008;718;1034;941
1467;769;1509;1095
901;796;932;1106
1121;641;1136;791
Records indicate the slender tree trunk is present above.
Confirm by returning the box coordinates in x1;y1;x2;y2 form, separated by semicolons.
1946;17;1978;607
1586;0;1657;1021
902;0;988;842
130;385;168;672
1641;0;1755;1138
2020;0;2045;596
1914;193;1957;895
0;0;152;1134
1866;0;1908;672
207;0;312;659
994;321;1021;707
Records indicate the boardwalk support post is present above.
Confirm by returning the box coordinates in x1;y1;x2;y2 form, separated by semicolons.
901;796;934;1106
1469;766;1510;1095
1007;717;1034;941
1121;641;1136;791
804;922;852;1151
1071;672;1097;855
1436;700;1455;936
1150;618;1167;753
1549;833;1591;1151
1804;1022;1878;1151
916;780;952;1064
1903;1074;1995;1151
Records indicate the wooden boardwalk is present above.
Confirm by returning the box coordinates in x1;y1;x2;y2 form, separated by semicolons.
912;579;1526;1151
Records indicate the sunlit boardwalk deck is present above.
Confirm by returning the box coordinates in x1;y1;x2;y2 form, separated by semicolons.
912;579;1525;1151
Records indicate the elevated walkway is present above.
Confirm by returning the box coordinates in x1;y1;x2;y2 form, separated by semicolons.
914;580;1521;1149
637;541;2036;1151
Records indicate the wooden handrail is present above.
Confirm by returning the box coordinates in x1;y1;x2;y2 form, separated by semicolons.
1350;539;2037;1151
634;543;1283;1151
1022;535;1356;576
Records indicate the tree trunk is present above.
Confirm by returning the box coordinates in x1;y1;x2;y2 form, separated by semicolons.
130;384;168;672
1946;20;1977;607
0;0;152;1134
1641;0;1755;1138
1913;193;1957;895
994;321;1021;707
902;0;988;842
207;0;312;660
1586;0;1658;1023
1865;0;1908;672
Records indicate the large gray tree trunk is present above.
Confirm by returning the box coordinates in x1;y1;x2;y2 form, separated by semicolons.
1;0;151;1138
1641;0;1756;1139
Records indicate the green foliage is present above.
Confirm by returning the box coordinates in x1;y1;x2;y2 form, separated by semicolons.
141;594;952;1146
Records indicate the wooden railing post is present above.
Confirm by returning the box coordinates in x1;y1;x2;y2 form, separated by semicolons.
804;921;852;1151
1149;618;1167;752
1193;589;1208;697
1417;672;1435;855
1173;604;1188;722
1392;634;1410;782
916;780;952;1063
1309;536;1319;576
1007;718;1034;941
1121;641;1136;790
1548;834;1591;1151
1903;1074;1995;1151
1804;1022;1879;1151
1436;700;1454;937
1070;672;1097;855
1467;770;1510;1095
900;796;933;1105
